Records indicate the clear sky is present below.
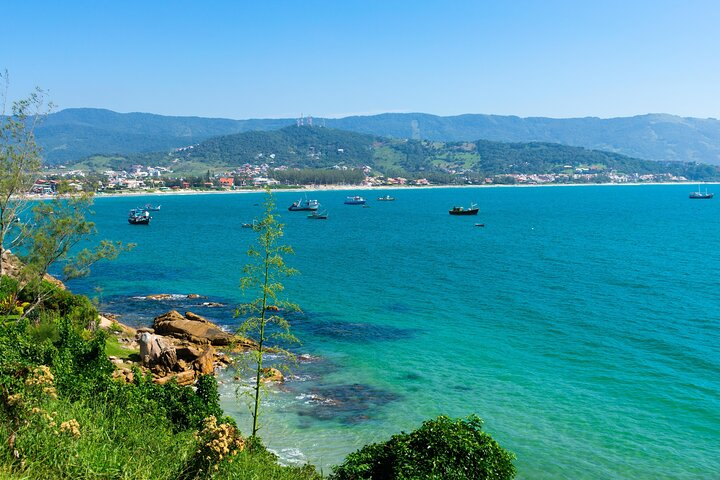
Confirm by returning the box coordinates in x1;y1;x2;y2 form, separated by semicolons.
3;0;719;119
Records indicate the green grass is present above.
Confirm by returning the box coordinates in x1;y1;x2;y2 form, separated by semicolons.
371;145;405;171
104;335;138;361
0;393;321;480
0;395;195;479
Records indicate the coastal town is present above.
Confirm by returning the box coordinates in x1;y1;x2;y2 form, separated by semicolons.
34;161;691;195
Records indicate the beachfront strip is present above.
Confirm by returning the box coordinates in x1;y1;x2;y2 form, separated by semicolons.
33;161;690;196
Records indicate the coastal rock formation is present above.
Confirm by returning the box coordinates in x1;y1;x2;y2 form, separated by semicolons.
200;302;225;308
261;367;284;383
137;332;177;372
155;370;196;386
111;367;134;384
153;310;236;346
146;293;174;300
194;346;216;375
105;311;257;387
144;293;208;300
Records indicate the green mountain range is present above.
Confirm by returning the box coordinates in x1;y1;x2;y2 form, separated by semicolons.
37;108;720;166
74;125;719;181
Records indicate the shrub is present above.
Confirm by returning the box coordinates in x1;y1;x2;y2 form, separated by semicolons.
331;415;516;480
51;318;113;400
131;372;226;432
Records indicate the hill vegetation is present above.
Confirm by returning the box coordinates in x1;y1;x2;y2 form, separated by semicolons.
77;125;720;181
35;108;720;165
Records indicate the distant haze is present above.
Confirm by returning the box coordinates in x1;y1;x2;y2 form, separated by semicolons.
36;108;720;166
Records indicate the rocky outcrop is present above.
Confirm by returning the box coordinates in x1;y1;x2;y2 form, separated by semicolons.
144;293;208;300
153;310;238;346
261;367;284;383
137;332;177;372
154;370;196;386
105;310;258;386
194;346;216;375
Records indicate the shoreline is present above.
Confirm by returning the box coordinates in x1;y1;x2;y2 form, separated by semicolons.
33;181;719;200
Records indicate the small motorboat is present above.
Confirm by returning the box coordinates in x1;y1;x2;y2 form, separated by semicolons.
143;203;161;211
377;195;395;201
344;195;366;205
475;223;485;227
307;211;328;220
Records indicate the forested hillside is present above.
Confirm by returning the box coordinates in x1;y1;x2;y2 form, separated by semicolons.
35;108;720;165
75;125;720;180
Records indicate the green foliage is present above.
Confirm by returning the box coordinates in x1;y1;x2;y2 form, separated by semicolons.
16;281;99;329
331;415;516;480
51;318;114;400
273;167;365;185
124;371;225;433
24;193;134;283
85;124;720;181
186;440;323;480
237;188;299;437
0;387;197;479
0;320;318;480
0;73;50;278
183;125;376;169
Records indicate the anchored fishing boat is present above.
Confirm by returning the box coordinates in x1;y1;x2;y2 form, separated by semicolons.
449;203;479;215
344;195;366;205
128;209;151;225
288;198;320;211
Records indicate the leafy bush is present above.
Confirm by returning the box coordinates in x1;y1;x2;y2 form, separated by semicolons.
13;280;99;328
129;371;226;432
0;319;57;400
331;415;516;480
51;318;114;400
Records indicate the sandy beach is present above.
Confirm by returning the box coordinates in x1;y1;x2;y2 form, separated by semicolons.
32;181;717;200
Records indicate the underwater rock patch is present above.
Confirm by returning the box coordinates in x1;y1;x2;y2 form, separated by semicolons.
295;383;400;424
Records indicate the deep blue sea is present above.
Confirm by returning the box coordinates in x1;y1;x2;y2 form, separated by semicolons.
67;185;720;479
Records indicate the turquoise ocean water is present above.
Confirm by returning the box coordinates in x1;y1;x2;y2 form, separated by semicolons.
68;185;719;479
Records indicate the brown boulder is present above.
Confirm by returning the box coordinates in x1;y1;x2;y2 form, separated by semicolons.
153;310;234;346
146;294;174;300
112;368;134;384
137;332;177;371
176;346;203;362
261;367;284;383
184;311;211;323
155;370;196;386
194;347;216;375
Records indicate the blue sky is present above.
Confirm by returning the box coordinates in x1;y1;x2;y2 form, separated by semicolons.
3;0;719;119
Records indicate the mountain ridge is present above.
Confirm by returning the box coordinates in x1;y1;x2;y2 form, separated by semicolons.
77;125;718;182
35;108;720;165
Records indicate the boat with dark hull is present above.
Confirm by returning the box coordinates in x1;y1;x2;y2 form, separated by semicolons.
449;203;479;215
689;186;714;199
307;211;328;220
128;209;151;225
344;195;366;205
288;198;320;211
